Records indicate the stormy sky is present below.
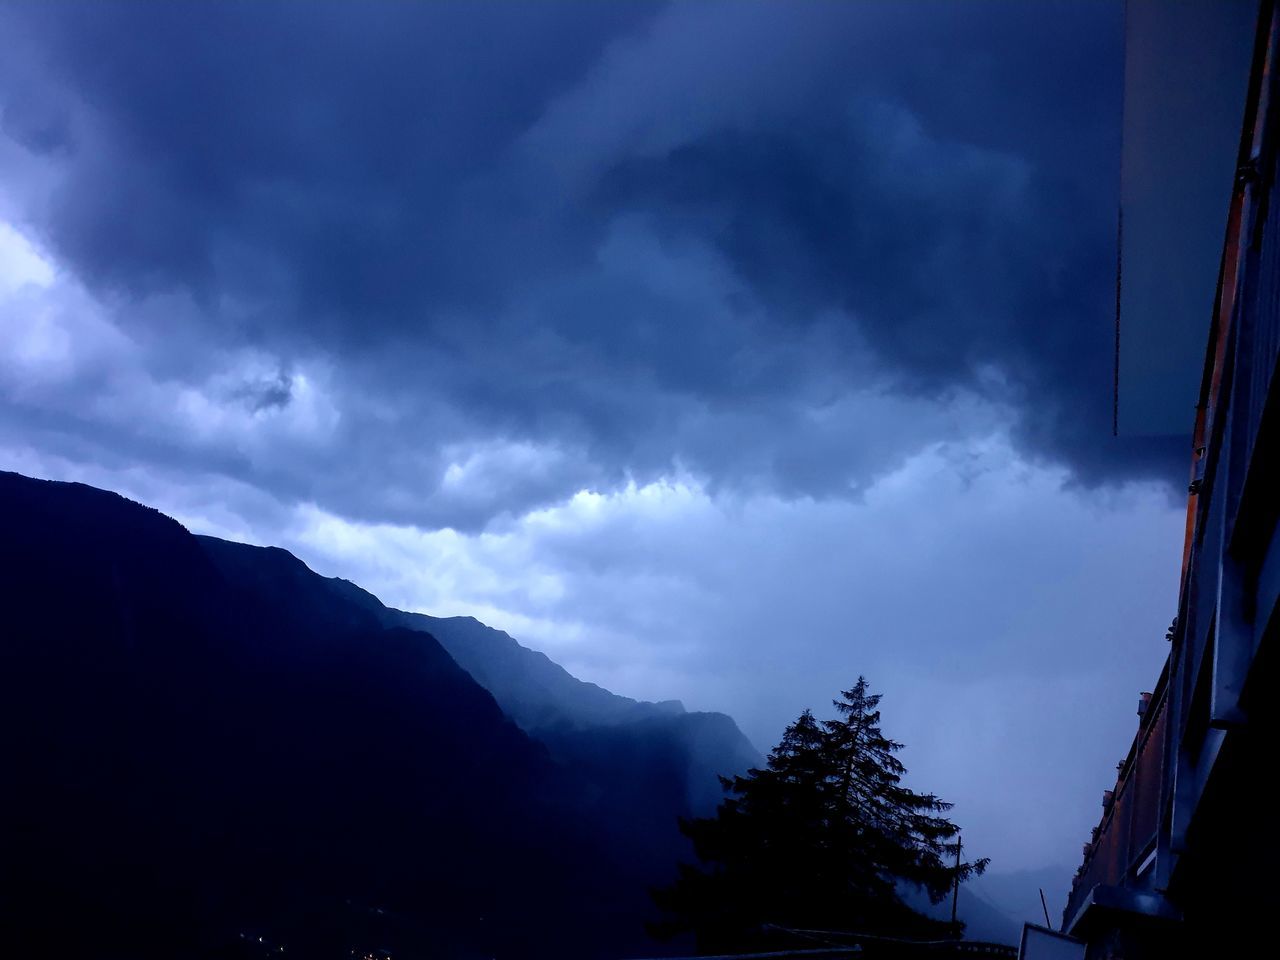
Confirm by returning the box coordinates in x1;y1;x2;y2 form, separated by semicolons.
1;1;1189;886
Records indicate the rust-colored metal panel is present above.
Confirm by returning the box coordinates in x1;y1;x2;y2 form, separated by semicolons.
1129;696;1167;853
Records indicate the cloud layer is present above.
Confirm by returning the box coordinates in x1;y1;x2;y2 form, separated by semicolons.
2;1;1183;532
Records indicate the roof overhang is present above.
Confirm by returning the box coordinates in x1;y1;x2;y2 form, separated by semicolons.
1114;0;1260;436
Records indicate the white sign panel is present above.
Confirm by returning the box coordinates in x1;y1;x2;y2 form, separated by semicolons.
1019;923;1085;960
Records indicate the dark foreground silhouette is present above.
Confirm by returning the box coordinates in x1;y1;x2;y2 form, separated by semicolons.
0;471;753;959
652;683;988;954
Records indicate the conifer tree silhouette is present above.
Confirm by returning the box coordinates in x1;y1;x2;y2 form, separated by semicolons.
652;677;988;952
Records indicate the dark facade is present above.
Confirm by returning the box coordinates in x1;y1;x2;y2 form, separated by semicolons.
1063;3;1280;956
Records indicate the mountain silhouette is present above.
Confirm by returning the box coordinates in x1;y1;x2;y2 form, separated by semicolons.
384;613;761;814
199;536;759;814
0;470;754;958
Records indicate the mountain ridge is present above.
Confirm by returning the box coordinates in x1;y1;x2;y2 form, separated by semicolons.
199;533;761;813
2;470;744;957
209;537;698;729
1;469;761;957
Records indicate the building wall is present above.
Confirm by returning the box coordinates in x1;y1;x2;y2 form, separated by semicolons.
1064;2;1280;954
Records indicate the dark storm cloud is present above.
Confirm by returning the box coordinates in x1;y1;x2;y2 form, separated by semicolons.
235;371;293;412
1;0;1183;528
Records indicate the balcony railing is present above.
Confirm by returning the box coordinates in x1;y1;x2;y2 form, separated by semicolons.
1063;682;1168;926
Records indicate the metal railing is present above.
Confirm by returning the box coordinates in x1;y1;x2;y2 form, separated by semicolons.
1063;685;1168;926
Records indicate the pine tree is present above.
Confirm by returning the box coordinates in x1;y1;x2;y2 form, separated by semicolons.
651;678;988;952
821;678;987;905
